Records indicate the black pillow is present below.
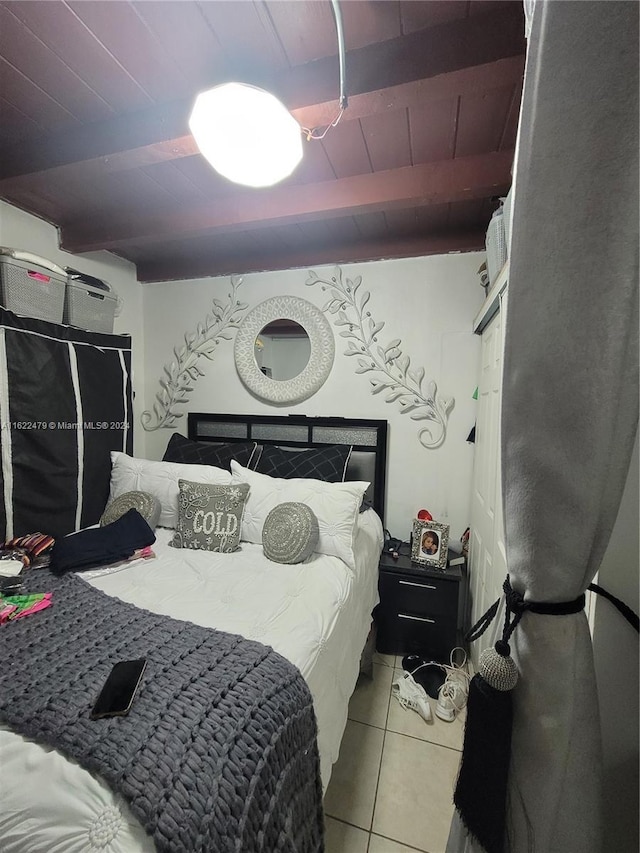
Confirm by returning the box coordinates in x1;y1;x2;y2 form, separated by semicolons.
162;433;259;472
255;444;352;483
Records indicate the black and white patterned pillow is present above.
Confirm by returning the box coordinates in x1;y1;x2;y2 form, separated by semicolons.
163;433;259;472
255;444;352;483
171;480;250;553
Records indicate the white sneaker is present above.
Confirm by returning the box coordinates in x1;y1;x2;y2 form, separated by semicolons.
435;679;468;721
435;647;470;722
392;672;432;722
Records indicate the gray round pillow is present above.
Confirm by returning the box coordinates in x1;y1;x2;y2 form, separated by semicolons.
100;490;161;529
262;502;319;565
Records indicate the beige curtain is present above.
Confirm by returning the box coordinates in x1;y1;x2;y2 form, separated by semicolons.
448;1;639;851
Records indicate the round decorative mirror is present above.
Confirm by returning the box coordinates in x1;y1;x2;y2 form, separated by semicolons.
234;296;334;404
255;320;311;381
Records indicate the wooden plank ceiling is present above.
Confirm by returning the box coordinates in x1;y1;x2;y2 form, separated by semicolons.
0;0;525;282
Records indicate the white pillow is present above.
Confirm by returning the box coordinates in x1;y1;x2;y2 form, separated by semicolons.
230;461;369;570
109;452;231;529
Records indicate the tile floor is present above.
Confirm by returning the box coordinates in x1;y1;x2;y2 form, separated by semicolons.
323;652;466;853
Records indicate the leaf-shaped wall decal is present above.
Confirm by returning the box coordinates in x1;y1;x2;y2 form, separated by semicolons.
397;354;410;374
306;265;454;449
409;366;425;387
141;276;247;431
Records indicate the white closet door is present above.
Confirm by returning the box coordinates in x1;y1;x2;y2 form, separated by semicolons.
469;297;507;666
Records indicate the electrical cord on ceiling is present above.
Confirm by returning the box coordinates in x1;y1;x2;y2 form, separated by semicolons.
332;0;348;111
301;0;348;141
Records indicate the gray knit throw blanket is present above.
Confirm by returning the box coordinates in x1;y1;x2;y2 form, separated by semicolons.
0;569;324;853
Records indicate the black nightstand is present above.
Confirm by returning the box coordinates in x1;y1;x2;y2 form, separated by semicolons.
375;544;466;661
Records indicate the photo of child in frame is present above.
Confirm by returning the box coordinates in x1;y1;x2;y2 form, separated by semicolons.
420;529;440;558
411;518;450;569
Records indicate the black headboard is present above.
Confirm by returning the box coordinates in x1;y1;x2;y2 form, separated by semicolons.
188;413;388;523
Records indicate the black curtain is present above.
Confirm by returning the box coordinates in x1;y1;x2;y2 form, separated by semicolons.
0;308;133;539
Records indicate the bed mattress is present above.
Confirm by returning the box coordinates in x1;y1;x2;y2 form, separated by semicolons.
0;511;383;853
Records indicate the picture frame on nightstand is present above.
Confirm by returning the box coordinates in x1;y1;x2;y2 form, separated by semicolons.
411;519;449;569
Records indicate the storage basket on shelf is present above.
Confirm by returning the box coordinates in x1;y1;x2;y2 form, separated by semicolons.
485;208;507;286
0;250;67;324
64;270;117;334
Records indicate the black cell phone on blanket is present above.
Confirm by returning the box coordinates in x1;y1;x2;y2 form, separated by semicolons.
90;659;147;720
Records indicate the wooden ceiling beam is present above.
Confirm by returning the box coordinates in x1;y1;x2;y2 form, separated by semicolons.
0;3;524;185
61;150;513;253
0;56;525;199
135;230;487;283
0;57;523;197
280;2;524;110
291;56;525;128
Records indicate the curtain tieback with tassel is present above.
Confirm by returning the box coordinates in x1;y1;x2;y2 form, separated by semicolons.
453;577;586;853
467;577;586;691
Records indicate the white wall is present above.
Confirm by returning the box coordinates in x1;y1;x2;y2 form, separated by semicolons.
0;201;145;454
0;199;486;542
141;254;486;541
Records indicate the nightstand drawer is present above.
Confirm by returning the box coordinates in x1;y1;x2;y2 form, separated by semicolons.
376;609;457;659
379;572;458;620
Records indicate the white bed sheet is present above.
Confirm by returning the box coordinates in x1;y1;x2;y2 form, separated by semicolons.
0;510;383;853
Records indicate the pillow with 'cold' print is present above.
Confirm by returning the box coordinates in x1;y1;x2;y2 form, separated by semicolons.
171;480;249;553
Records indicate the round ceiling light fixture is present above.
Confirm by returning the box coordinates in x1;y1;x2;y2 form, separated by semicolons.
188;82;304;188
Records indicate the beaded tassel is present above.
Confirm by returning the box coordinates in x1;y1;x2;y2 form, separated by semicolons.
454;573;612;853
453;579;524;853
479;639;519;691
